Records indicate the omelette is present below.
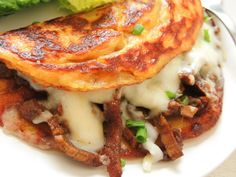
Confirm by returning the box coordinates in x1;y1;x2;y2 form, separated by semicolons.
0;0;224;177
0;0;203;91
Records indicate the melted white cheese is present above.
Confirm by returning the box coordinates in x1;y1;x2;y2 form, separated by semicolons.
123;57;183;115
45;89;114;152
182;23;223;76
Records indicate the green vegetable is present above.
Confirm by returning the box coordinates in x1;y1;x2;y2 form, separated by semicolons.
0;0;51;17
204;15;212;22
165;91;177;100
203;29;210;42
58;0;116;13
120;159;126;168
132;24;145;35
136;127;147;143
181;95;189;105
126;120;145;128
126;120;147;144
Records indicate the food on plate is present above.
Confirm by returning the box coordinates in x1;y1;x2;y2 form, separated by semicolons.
0;0;203;91
0;0;224;177
59;0;116;13
0;0;51;16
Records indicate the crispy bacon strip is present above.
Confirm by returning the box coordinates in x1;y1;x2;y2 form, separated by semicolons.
153;115;183;160
121;127;147;158
120;147;147;159
100;98;123;177
122;127;138;149
47;117;102;167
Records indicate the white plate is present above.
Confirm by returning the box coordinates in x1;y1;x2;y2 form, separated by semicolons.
0;2;236;177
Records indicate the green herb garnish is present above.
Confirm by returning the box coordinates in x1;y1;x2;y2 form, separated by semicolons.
204;15;212;22
165;91;177;100
126;120;145;128
126;120;147;144
120;159;126;168
136;127;147;143
204;29;210;42
132;24;145;35
181;95;189;105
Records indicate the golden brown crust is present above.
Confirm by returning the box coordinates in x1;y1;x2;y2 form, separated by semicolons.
0;0;203;91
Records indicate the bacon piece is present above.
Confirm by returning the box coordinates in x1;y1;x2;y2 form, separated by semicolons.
120;147;147;159
180;105;198;118
18;99;45;121
168;75;223;139
179;72;196;86
47;117;102;167
0;86;35;126
153;115;183;160
121;127;147;158
122;127;138;149
100;98;123;177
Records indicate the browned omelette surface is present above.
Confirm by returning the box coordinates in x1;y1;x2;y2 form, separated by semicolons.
0;0;203;91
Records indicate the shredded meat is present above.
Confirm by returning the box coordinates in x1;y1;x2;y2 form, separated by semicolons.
47;117;101;166
0;62;14;79
180;105;198;118
0;87;35;126
18;99;45;121
152;115;183;160
100;97;123;177
47;117;102;167
164;101;181;117
120;146;147;158
122;127;139;149
179;72;196;86
172;129;183;148
121;127;147;158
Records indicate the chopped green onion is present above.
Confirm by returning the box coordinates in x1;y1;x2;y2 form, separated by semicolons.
181;96;189;105
126;120;145;128
165;91;177;100
132;24;145;35
120;159;126;168
204;15;212;22
126;120;148;144
203;29;210;42
136;127;147;143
